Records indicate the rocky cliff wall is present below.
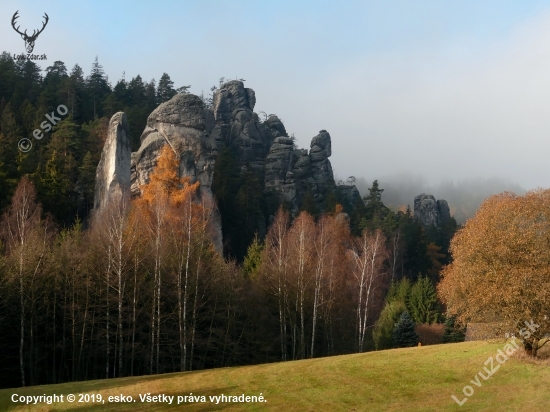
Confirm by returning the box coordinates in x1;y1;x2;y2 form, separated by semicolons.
95;80;360;250
94;112;131;210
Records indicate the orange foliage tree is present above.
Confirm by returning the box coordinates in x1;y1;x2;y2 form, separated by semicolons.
438;190;550;356
133;145;201;371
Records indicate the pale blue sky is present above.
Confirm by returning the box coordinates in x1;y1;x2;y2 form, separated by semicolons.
2;1;550;189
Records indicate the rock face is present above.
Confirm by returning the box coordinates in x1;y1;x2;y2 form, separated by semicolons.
211;81;272;178
95;80;360;251
129;92;223;252
94;112;131;209
131;93;216;196
414;194;451;227
264;129;335;213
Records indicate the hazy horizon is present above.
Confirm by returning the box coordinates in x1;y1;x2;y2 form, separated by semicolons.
349;174;526;223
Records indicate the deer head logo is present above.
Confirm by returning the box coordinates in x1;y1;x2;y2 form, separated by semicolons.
11;11;49;54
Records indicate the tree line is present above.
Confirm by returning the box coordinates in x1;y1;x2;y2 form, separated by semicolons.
0;146;458;389
0;52;187;225
0;52;460;389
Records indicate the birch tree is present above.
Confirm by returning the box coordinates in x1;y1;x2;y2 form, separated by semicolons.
1;177;49;386
350;228;388;352
287;212;315;359
262;208;291;361
310;215;333;358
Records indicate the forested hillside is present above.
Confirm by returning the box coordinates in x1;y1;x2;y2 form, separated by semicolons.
0;52;458;389
0;52;186;225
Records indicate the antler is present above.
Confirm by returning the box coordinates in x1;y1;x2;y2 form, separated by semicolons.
28;13;49;40
11;11;26;37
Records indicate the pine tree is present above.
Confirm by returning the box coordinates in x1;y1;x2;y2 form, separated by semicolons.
0;103;22;178
68;64;86;120
42;61;69;109
86;56;111;119
157;73;177;103
0;52;17;103
373;300;406;350
363;180;388;220
407;274;440;324
400;212;432;281
442;315;466;343
243;234;263;279
392;311;419;348
113;77;129;106
386;278;411;305
145;79;157;110
12;60;43;107
76;151;96;216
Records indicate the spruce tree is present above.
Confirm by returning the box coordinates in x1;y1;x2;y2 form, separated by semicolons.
407;274;440;324
68;64;86;120
86;56;111;119
393;311;419;348
76;151;96;216
386;278;411;305
157;73;177;103
0;52;17;102
442;315;466;343
243;234;263;279
0;103;22;178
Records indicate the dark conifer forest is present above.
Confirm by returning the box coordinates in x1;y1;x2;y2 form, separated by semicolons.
0;52;457;389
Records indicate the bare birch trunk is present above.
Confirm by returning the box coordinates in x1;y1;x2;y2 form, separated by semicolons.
131;255;137;376
19;253;25;387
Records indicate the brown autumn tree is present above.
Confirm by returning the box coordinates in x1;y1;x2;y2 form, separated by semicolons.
260;207;291;361
1;177;52;386
311;213;350;357
438;190;550;356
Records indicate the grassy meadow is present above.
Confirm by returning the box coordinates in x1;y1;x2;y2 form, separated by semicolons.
1;340;549;411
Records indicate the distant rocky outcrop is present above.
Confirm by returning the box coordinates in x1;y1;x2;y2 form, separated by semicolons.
95;80;361;251
413;194;451;227
264;129;336;212
94;112;131;210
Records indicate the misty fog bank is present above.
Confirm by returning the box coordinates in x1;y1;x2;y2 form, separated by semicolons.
351;174;526;224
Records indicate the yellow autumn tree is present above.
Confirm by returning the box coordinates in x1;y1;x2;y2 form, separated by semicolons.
133;145;202;372
438;190;550;356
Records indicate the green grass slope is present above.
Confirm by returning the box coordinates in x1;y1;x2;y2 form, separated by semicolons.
1;340;549;411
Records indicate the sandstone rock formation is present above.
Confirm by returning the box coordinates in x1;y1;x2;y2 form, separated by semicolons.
131;93;216;196
95;80;361;252
94;112;131;210
413;194;451;227
264;129;336;213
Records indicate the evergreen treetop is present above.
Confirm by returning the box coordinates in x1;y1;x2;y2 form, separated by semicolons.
393;311;419;348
